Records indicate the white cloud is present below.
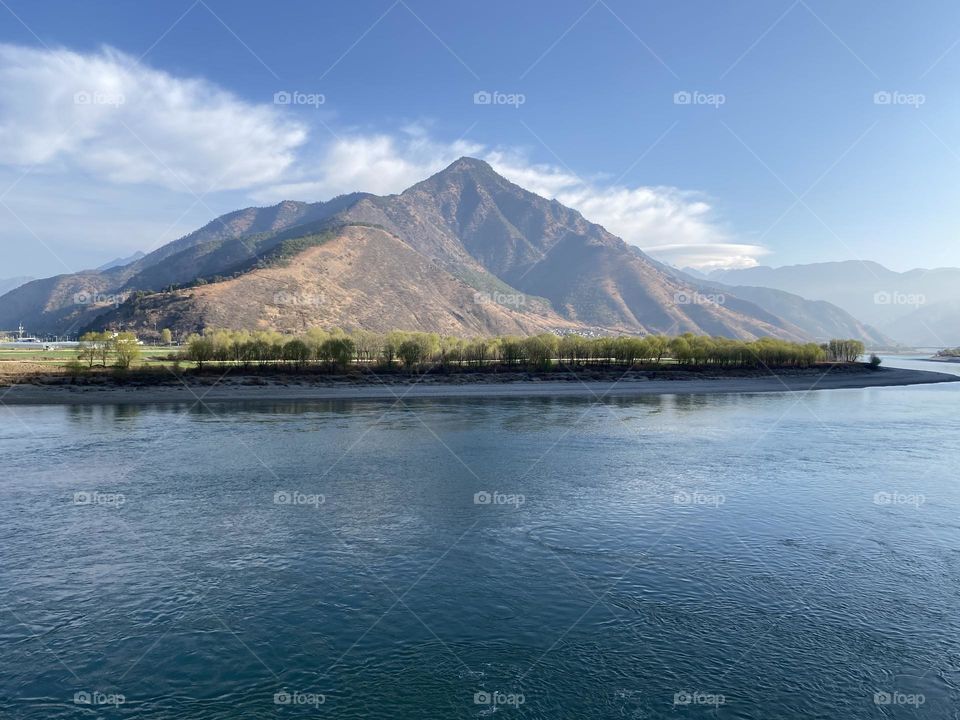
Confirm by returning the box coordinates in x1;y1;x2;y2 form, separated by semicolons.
637;242;769;271
0;44;306;192
255;128;484;201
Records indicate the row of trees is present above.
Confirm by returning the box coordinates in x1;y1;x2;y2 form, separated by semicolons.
178;328;868;372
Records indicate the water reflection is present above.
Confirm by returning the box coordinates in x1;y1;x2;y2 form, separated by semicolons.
66;403;142;425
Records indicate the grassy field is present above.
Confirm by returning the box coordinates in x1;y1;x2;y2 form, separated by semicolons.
0;346;182;375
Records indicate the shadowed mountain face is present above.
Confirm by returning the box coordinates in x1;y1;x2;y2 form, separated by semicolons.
0;157;860;341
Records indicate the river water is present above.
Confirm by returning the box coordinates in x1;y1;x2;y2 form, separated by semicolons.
1;357;958;718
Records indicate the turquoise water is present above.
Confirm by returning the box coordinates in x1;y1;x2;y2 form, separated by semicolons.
2;357;959;718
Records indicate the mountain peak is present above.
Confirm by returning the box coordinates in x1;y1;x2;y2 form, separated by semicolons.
402;155;504;196
445;156;494;172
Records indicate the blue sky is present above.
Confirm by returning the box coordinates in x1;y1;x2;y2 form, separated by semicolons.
2;0;960;277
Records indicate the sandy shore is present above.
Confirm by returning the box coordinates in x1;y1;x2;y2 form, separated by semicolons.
0;366;956;406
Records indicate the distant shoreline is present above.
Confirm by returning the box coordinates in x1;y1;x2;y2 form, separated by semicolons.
1;365;955;406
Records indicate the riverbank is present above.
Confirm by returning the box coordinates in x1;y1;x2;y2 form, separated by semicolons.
0;365;955;405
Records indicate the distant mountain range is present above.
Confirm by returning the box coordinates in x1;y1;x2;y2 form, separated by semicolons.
95;251;146;272
711;262;960;346
0;276;33;297
0;158;887;344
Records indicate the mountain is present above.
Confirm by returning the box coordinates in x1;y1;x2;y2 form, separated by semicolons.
95;251;146;272
680;266;709;280
711;262;960;345
701;283;890;345
656;265;891;345
881;299;960;347
0;276;32;297
1;158;831;341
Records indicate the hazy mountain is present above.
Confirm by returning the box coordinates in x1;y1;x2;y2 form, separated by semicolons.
703;283;891;345
1;158;830;341
711;262;960;344
95;251;146;272
680;266;709;280
657;265;891;345
882;299;960;347
0;276;32;297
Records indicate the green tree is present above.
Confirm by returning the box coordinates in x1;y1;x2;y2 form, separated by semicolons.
77;331;111;367
112;332;141;369
523;334;557;369
184;334;215;370
319;337;355;370
282;338;312;369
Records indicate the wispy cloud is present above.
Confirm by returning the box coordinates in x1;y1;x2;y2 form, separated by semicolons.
0;43;306;192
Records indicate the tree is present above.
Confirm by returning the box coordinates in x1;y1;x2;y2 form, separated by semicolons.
500;336;526;365
160;328;173;345
647;335;669;364
112;332;141;369
397;339;426;369
352;330;380;365
184;334;215;370
77;333;101;369
824;339;865;363
319;337;355;370
282;338;312;369
523;334;557;369
77;331;110;367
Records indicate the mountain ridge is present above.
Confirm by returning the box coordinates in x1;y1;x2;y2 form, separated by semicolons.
0;158;880;343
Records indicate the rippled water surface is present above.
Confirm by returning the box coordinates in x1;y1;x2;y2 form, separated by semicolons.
2;357;960;718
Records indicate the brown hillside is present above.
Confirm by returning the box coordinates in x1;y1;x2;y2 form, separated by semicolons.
103;226;575;337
